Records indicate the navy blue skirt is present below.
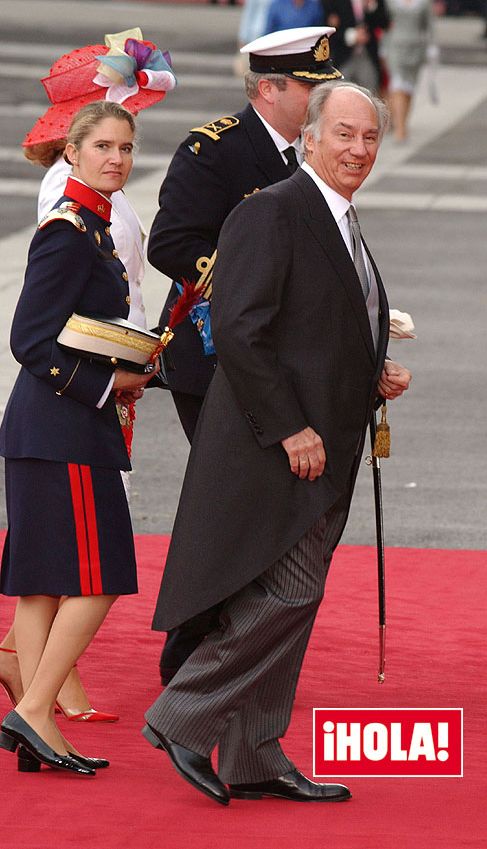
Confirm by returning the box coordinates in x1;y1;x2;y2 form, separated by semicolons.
1;458;137;597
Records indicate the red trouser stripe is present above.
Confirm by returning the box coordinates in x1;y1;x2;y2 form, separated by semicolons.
80;465;103;595
68;463;91;595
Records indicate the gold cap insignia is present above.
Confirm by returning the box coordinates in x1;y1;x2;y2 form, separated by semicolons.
313;37;330;63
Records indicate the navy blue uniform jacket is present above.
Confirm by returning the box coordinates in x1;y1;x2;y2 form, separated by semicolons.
0;188;131;471
148;103;291;397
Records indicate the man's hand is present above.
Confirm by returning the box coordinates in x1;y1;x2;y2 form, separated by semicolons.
378;359;412;400
281;427;326;481
112;359;160;400
114;389;145;405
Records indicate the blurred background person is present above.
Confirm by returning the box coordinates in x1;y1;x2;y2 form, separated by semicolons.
321;0;390;90
235;0;273;74
0;28;175;725
381;0;435;141
265;0;324;32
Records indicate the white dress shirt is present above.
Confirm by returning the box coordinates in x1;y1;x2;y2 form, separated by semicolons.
252;107;302;165
301;160;380;349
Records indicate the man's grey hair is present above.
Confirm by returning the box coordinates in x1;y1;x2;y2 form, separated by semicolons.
302;81;390;144
244;70;289;100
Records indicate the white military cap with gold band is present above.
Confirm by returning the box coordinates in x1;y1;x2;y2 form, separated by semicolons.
57;314;163;374
240;26;342;83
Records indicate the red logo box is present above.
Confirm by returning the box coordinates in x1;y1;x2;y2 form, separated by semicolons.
313;708;463;777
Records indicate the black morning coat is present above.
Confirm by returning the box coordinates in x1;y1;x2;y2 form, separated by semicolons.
152;168;390;632
0;181;131;471
147;103;292;397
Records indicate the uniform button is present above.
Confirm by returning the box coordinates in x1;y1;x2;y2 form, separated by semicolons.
105;226;111;236
112;249;119;258
125;295;131;305
94;230;101;246
122;272;129;281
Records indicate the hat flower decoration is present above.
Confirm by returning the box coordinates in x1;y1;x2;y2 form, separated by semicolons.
94;29;176;104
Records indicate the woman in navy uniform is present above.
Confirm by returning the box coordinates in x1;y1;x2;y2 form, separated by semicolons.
0;100;157;775
0;28;176;723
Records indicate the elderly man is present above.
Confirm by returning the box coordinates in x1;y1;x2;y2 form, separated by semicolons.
143;81;411;806
148;27;343;685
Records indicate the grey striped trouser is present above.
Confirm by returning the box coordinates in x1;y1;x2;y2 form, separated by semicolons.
145;493;350;784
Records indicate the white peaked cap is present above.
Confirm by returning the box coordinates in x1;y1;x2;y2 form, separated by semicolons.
241;27;336;57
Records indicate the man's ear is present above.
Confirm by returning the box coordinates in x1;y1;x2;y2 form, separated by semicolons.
303;131;314;157
257;77;276;104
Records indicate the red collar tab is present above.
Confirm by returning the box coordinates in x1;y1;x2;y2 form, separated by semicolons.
64;178;112;222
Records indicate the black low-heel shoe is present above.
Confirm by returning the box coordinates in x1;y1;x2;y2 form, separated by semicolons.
0;710;95;776
69;754;109;770
17;745;108;773
18;745;41;772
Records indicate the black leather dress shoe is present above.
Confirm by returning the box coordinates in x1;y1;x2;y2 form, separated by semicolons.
18;745;109;772
229;768;351;802
0;710;95;776
141;723;229;806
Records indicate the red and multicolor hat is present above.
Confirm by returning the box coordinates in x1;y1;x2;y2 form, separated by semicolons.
23;28;176;148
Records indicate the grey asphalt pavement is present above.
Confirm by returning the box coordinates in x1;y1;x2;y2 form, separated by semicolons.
0;2;486;549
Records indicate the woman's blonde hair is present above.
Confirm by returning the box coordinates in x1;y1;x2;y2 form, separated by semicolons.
64;101;137;164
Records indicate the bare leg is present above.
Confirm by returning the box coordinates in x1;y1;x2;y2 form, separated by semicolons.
390;90;412;141
55;599;92;715
56;667;92;715
0;626;16;650
0;625;23;705
14;594;117;753
3;598;102;715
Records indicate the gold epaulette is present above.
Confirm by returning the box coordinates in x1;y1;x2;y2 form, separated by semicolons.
38;202;87;233
190;116;239;142
195;250;217;301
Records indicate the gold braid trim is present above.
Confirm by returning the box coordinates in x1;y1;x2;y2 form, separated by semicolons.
195;250;217;301
292;69;343;80
56;359;81;396
64;316;158;356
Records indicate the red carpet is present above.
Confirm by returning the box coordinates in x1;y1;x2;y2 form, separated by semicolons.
0;533;485;849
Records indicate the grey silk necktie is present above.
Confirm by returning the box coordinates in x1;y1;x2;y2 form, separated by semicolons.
283;146;299;174
347;205;370;300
